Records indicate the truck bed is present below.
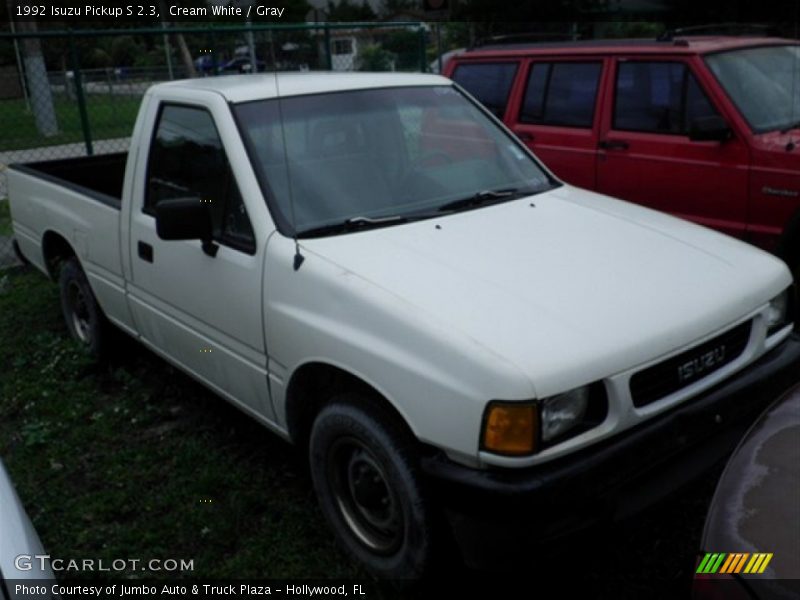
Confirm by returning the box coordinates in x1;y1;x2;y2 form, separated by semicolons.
9;153;126;209
8;152;127;329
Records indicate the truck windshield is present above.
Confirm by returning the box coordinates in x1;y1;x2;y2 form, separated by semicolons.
705;45;800;133
233;86;553;236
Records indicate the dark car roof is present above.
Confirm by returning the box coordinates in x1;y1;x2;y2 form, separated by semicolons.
701;384;800;585
457;36;798;59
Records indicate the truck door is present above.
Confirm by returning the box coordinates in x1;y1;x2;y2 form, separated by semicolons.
595;57;750;239
126;98;274;421
507;58;606;190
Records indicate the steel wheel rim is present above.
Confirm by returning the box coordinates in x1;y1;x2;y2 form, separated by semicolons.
327;436;404;555
67;281;91;343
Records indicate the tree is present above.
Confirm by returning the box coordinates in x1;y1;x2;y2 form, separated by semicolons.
326;0;376;21
110;35;143;66
358;45;394;71
382;29;420;70
11;14;58;136
379;0;418;18
161;0;197;77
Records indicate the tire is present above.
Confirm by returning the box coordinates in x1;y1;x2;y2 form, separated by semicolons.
309;395;436;580
59;257;111;357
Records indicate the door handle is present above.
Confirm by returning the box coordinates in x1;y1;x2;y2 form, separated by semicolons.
516;131;535;143
138;241;153;263
599;139;630;150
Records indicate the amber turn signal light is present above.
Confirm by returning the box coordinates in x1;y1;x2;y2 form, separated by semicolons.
481;402;538;456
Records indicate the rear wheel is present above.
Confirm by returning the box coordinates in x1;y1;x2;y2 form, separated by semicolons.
59;258;111;357
309;394;436;580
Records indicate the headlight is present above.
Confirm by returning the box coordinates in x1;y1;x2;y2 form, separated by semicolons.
480;383;608;456
765;289;790;336
481;401;538;456
541;386;589;443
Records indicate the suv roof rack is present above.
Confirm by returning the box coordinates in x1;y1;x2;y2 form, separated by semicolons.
657;23;776;41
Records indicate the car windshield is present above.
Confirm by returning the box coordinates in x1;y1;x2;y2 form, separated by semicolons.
705;45;800;133
233;86;553;236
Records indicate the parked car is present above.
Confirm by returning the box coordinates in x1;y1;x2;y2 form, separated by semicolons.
0;458;55;598
7;72;800;578
220;57;266;73
693;384;800;599
193;55;221;75
444;37;800;281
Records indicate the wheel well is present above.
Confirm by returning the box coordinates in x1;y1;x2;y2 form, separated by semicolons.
41;231;77;279
285;363;413;450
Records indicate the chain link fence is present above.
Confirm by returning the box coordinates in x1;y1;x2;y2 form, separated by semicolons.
0;22;428;268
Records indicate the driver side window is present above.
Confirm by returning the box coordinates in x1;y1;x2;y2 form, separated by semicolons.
146;104;256;254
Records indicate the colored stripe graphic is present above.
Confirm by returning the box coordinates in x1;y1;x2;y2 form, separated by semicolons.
720;553;739;574
697;553;713;574
745;553;774;574
733;553;750;573
697;553;727;574
698;552;774;575
710;553;726;574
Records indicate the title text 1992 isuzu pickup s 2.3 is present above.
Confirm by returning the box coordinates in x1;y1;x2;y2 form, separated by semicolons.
8;73;800;578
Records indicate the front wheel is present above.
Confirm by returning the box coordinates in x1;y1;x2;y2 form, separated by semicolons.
59;257;111;357
309;395;436;580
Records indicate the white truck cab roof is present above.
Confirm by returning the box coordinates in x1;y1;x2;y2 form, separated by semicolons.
154;72;451;103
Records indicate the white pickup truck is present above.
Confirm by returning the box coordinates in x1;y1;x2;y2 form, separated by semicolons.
8;73;800;577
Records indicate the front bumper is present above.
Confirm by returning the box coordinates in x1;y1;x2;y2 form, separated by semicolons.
421;333;800;569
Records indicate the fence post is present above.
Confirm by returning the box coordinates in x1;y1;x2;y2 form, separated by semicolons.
418;26;427;73
324;24;332;70
68;31;93;156
209;28;219;75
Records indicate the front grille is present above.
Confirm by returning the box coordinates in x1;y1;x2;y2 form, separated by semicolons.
630;321;752;408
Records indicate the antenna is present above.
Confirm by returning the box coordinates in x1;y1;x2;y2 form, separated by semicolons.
270;38;304;271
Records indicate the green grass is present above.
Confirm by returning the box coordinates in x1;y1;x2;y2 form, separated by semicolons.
0;267;375;582
1;266;761;591
0;200;10;235
0;93;140;152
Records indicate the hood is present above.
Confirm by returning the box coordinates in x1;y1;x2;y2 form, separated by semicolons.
752;129;800;158
302;185;791;397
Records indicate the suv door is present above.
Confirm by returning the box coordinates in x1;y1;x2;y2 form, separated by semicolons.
507;58;606;189
595;57;750;238
127;99;273;421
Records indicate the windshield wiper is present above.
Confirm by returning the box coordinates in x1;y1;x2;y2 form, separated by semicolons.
295;185;556;238
436;185;553;213
297;214;440;239
437;189;518;213
297;215;407;238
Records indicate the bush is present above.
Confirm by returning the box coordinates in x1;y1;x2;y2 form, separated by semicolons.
358;45;395;71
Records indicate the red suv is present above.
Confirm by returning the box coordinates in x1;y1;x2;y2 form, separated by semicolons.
444;37;800;279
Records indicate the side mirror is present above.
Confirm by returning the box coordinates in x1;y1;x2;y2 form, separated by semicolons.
155;197;218;257
689;116;732;142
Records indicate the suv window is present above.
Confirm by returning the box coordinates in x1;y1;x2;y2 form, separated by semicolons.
146;104;255;253
520;62;602;128
614;61;720;135
705;45;800;133
452;62;518;119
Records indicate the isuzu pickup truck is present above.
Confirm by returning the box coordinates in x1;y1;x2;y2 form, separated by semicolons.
7;73;800;578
